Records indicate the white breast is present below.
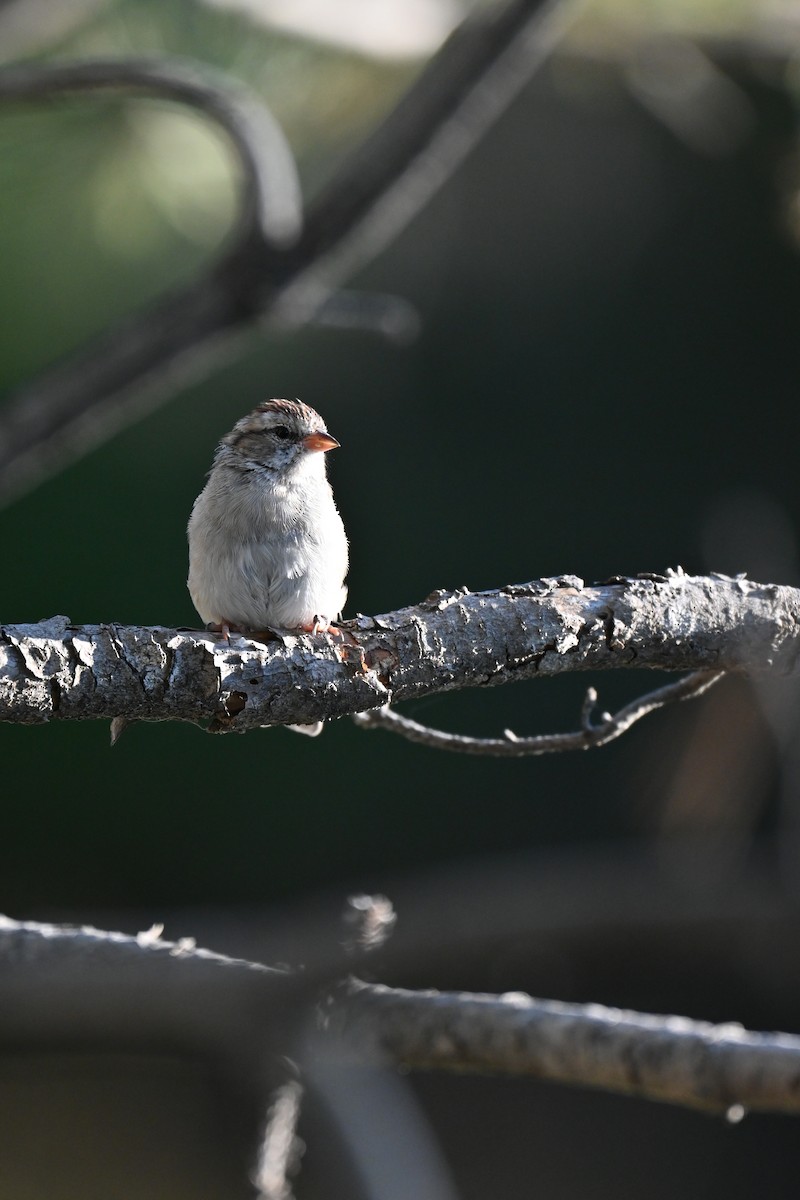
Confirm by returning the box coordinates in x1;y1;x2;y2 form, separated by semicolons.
187;458;348;631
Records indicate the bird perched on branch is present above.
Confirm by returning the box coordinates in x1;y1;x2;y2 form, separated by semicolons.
187;398;348;735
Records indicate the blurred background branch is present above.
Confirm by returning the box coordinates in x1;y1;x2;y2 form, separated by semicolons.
0;0;583;507
328;976;800;1116
5;910;800;1120
0;57;304;243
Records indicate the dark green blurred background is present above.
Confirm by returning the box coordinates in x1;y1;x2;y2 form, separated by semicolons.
2;0;800;915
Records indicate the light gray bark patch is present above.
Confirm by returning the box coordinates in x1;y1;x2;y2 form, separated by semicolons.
2;575;799;732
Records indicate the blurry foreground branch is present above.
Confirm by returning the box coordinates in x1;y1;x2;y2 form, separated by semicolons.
3;912;800;1117
327;979;800;1117
1;573;798;741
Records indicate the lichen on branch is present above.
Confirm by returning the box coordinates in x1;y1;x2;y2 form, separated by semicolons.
1;573;797;737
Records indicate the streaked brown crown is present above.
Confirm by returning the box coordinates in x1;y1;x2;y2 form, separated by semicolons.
218;398;335;474
254;398;324;428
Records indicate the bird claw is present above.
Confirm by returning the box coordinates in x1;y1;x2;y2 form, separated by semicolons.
302;617;344;637
207;620;244;643
295;618;366;670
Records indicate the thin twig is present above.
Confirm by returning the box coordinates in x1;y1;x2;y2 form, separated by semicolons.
352;670;725;756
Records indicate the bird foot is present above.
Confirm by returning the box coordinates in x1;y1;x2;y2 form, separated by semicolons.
297;619;365;669
207;621;243;643
301;617;344;637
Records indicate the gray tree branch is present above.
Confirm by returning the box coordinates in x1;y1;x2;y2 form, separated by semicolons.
326;978;800;1117
3;914;800;1116
1;572;797;735
0;914;293;1050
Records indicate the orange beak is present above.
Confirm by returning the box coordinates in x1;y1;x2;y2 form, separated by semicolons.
302;431;340;453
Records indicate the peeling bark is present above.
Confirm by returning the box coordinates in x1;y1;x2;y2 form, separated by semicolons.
1;573;798;733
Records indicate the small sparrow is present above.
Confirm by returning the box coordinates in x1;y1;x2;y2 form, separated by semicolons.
187;398;349;735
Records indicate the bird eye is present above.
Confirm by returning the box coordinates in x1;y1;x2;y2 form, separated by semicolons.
272;425;292;440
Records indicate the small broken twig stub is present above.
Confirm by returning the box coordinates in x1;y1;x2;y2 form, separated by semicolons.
0;573;798;733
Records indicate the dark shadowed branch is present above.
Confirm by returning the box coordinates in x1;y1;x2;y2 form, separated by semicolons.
0;913;293;1049
0;55;302;505
0;0;581;505
1;573;798;738
3;912;800;1117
